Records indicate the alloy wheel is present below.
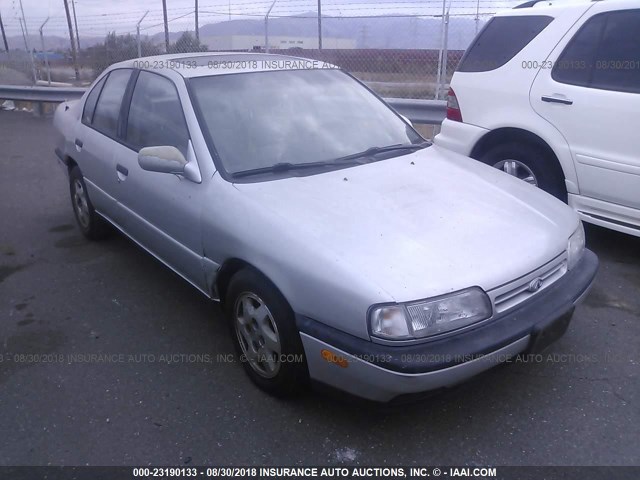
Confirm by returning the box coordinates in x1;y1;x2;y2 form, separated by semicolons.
493;159;538;186
234;292;282;378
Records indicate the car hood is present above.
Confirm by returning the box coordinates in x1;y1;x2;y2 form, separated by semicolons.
233;145;578;302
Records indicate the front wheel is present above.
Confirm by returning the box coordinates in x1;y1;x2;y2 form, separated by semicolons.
225;268;309;397
479;142;567;203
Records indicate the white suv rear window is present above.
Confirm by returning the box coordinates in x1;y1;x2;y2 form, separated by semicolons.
457;16;553;73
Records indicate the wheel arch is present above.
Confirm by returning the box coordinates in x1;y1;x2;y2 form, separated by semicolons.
215;258;288;310
471;127;559;167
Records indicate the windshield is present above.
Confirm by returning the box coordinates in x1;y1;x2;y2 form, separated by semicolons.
189;69;424;177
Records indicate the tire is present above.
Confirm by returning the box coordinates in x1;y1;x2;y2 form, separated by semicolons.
479;142;567;203
225;268;308;397
69;166;111;240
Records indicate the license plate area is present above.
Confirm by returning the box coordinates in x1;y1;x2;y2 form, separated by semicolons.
527;309;574;354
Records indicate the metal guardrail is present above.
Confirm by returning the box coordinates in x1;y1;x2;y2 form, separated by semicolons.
0;85;447;125
0;85;87;103
385;98;447;125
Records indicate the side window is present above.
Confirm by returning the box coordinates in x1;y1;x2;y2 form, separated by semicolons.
591;11;640;93
553;10;640;93
457;16;553;73
126;71;190;156
552;14;607;87
92;69;132;137
82;75;106;125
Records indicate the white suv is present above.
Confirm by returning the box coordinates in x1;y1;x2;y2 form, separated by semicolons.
435;0;640;237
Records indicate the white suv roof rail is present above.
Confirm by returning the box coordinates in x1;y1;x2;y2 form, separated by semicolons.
514;0;600;8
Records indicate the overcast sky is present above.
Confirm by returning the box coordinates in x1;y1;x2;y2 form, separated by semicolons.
1;0;518;37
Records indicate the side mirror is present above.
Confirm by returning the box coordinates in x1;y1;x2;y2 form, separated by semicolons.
400;114;414;127
138;146;187;175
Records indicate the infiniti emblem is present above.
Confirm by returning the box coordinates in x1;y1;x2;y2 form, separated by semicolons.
528;277;544;293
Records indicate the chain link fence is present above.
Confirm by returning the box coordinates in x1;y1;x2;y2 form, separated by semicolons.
0;2;507;100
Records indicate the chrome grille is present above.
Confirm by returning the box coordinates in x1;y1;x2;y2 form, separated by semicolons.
489;253;567;313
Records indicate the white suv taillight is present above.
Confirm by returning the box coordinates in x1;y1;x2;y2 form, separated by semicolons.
446;88;463;123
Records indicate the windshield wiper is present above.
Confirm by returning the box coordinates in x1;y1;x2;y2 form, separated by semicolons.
232;160;347;178
231;142;430;179
331;142;430;163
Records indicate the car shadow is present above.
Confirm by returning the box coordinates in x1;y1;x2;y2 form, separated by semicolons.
584;222;640;264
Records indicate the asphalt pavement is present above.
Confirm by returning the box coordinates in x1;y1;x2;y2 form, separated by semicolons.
0;111;638;466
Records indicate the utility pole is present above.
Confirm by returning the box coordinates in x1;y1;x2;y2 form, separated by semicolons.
195;0;199;43
71;0;81;51
40;17;51;85
317;0;322;49
264;0;277;53
136;11;149;58
63;0;80;81
474;0;480;34
162;0;170;52
0;11;8;51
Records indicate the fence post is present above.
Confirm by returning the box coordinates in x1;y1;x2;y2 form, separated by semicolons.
442;7;450;94
40;17;51;86
137;11;149;58
265;0;277;53
435;0;446;100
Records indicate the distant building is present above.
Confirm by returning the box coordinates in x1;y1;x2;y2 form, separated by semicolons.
202;35;356;51
33;52;66;61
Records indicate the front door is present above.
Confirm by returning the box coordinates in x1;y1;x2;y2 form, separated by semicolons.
111;70;206;292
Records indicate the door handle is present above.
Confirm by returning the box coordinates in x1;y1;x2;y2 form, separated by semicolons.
541;96;573;105
116;164;129;182
74;139;83;151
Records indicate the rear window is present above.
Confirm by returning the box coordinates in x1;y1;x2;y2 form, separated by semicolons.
457;16;554;73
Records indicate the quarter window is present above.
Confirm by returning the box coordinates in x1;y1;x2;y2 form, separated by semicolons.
126;71;190;155
92;69;132;136
457;16;553;73
82;75;106;125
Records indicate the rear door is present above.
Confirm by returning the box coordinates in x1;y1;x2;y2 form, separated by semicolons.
75;68;133;222
530;5;640;209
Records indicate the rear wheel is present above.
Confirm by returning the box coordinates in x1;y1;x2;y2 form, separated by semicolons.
225;268;309;397
479;142;567;202
69;166;111;240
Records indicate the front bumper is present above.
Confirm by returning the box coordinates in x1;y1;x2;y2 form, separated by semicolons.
298;250;598;402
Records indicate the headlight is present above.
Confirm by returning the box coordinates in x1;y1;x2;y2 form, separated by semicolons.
567;221;585;271
369;287;492;341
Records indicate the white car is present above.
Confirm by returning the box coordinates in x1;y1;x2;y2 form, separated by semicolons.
435;0;640;237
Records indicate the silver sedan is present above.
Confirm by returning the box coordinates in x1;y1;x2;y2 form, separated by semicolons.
53;53;598;402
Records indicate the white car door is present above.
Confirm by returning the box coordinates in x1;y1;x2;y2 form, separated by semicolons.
530;5;640;212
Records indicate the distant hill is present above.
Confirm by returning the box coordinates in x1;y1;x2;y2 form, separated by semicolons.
194;13;485;50
6;14;487;53
4;34;105;52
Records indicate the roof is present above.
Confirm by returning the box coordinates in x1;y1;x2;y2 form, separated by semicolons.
494;0;595;17
504;0;640;16
112;52;340;78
